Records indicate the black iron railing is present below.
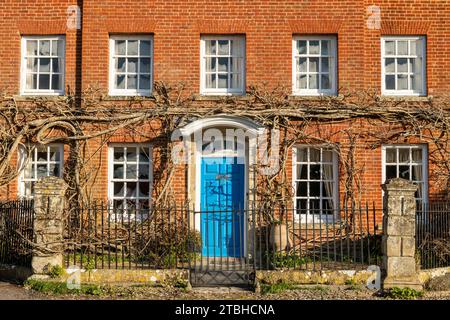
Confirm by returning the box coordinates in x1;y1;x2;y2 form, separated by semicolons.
64;201;383;274
416;202;450;269
0;200;34;267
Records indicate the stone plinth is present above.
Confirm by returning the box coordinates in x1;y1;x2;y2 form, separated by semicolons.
31;177;68;274
381;178;422;290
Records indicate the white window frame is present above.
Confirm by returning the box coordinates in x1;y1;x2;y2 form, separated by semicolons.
381;36;426;96
200;35;246;96
292;35;337;96
381;144;429;203
292;146;340;223
108;144;153;219
20;35;66;96
18;144;64;198
109;35;153;97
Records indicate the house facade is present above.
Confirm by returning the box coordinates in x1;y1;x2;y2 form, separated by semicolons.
0;0;449;257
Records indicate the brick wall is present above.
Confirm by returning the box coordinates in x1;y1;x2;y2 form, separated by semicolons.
0;0;449;207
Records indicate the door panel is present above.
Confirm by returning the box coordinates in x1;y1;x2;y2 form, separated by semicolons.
201;157;245;257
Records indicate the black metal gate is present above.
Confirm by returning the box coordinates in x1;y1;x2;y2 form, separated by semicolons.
0;200;34;267
189;208;255;287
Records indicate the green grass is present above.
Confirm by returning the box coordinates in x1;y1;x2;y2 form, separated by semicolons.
25;279;104;296
260;282;296;295
384;287;423;300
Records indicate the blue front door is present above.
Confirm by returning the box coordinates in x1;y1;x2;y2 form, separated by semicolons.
201;157;245;257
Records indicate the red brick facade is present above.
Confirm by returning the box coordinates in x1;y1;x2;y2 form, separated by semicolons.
1;0;449;215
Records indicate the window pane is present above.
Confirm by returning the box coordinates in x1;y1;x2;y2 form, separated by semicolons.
397;74;408;90
127;40;138;55
39;40;50;56
322;164;334;180
114;182;125;197
138;182;150;197
116;58;126;72
309;57;319;72
322;184;334;200
206;74;216;88
139;148;150;162
114;148;125;161
310;182;320;196
385;58;395;73
116;75;125;89
230;40;242;56
206;57;216;72
309;74;318;89
230;74;240;89
412;165;423;181
113;164;124;179
140;58;151;73
297;148;308;162
139;40;151;56
51;75;61;90
38;74;50;89
397;41;408;55
127;58;138;73
27;58;38;72
310;165;321;180
321;40;329;55
138;164;150;179
205;40;216;55
231;58;241;73
412;149;423;163
39;58;50;72
218;74;228;88
51;40;59;56
218;40;229;55
49;148;60;161
398;148;409;163
296;182;307;196
397;58;408;73
139;75;151;90
36;164;47;178
309;41;320;54
298;58;307;73
321;74;330;90
297;164;307;180
126;164;137;179
310;148;320;162
410;39;422;57
385;41;395;55
321;57;329;73
37;148;47;161
411;74;422;91
127;147;137;161
295;41;306;55
385;148;397;163
297;199;307;212
297;75;307;89
322;150;333;162
49;164;60;176
115;40;126;55
386;75;395;90
399;165;410;179
26;40;38;56
218;57;228;72
127;75;137;89
52;58;60;73
386;165;397;179
126;182;137;197
26;74;37;90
